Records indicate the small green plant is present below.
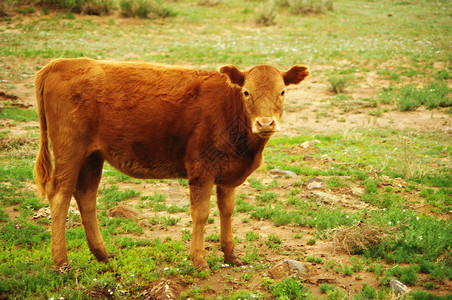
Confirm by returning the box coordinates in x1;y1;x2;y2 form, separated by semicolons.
119;0;175;19
267;233;282;248
328;75;353;94
256;0;277;26
355;283;377;299
280;0;334;14
398;81;451;111
267;277;311;299
306;256;323;264
342;264;353;276
319;283;335;293
245;231;260;242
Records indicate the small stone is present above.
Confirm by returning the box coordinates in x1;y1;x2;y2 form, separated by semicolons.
300;141;311;148
269;169;297;178
351;187;365;197
137;219;152;228
310;191;342;205
108;205;142;219
303;177;326;190
268;260;308;279
390;279;410;294
33;207;51;219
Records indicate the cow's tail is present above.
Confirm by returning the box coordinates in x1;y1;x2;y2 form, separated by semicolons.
34;68;53;201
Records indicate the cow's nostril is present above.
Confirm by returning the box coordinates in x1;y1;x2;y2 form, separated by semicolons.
255;118;276;132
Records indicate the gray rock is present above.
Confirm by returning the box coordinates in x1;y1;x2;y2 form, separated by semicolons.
310;191;341;205
269;168;297;178
303;177;326;190
390;279;410;294
268;260;308;279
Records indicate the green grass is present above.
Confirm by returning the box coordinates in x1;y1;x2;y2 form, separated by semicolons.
0;106;38;122
398;81;452;111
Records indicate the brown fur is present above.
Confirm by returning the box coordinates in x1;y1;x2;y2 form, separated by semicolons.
34;58;310;270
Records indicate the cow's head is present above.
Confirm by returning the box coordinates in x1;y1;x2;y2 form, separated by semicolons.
220;64;310;139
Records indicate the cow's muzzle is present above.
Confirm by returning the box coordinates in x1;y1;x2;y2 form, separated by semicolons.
253;117;279;138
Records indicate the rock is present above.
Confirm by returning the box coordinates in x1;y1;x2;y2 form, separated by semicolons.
300;140;321;148
33;207;51;219
269;168;297;178
300;141;311;148
310;191;342;205
268;260;308;279
351;187;365;197
390;279;410;294
108;205;142;219
303;177;326;190
137;219;152;228
148;278;183;300
310;139;321;145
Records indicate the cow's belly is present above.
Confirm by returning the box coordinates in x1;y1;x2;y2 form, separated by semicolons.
102;144;188;180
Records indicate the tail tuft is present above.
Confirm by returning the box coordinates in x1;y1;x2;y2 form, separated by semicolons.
34;70;53;201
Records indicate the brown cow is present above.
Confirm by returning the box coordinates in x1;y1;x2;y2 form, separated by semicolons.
34;58;310;270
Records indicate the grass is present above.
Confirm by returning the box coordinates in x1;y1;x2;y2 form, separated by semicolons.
1;0;452;298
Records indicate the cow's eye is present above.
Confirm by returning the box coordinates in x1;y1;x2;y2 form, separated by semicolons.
281;90;285;96
243;90;249;96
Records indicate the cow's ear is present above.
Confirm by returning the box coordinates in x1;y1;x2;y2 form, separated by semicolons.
219;65;245;87
283;65;310;86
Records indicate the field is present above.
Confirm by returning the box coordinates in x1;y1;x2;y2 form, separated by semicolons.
0;0;451;299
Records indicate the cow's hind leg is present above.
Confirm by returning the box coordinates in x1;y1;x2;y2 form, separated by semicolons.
48;162;82;269
189;181;214;271
217;185;244;266
73;151;112;262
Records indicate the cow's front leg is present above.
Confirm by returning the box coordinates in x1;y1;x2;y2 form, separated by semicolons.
189;182;213;271
217;185;244;266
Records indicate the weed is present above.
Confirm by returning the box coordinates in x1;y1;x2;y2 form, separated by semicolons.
245;231;260;242
305;256;323;264
306;238;316;245
319;283;335;293
280;0;334;15
119;0;175;19
98;185;140;209
354;283;377;299
341;264;353;276
256;0;277;26
205;233;220;242
267;277;311;299
256;191;278;203
267;233;282;248
398;81;451;111
328;75;353;94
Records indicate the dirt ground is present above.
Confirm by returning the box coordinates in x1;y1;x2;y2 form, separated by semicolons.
1;61;452;298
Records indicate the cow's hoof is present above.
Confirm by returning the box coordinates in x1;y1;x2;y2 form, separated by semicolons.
224;255;245;266
94;252;116;263
193;259;210;272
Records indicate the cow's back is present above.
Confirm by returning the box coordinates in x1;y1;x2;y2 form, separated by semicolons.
37;58;233;180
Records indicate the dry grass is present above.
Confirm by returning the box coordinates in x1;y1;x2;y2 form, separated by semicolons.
0;134;37;157
326;222;398;254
